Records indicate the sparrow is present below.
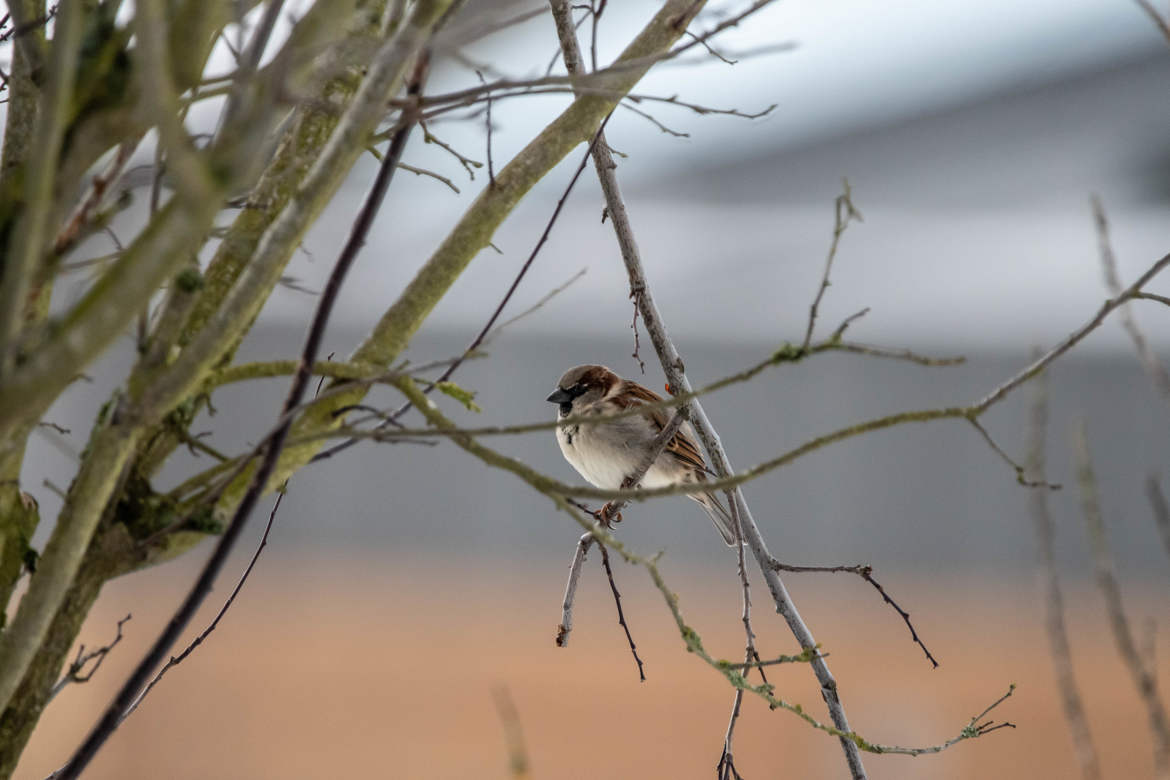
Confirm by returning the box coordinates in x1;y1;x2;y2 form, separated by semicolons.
546;364;737;545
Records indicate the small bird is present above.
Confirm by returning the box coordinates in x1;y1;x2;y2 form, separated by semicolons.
546;364;737;545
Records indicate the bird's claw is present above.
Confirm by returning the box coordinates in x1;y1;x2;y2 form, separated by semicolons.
598;502;623;529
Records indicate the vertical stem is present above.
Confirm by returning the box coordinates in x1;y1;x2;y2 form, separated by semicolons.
0;1;84;376
1026;372;1101;780
1074;422;1170;779
547;2;867;775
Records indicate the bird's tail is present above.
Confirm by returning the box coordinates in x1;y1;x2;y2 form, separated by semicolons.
693;492;738;546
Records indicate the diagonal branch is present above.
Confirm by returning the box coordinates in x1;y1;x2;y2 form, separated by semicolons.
119;488;288;724
973;252;1170;413
1092;196;1170;402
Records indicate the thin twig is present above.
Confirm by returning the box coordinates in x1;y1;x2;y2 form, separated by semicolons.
973;252;1170;413
1073;422;1170;779
47;615;132;704
769;559;938;668
1147;476;1170;568
598;541;645;681
1136;292;1170;307
126;364;328;721
629;287;646;374
968;417;1059;490
120;489;287;723
53;142;138;256
419;120;482;178
802;179;862;352
685;28;737;65
620;100;689;137
1026;368;1102;780
1134;0;1170;43
1092;196;1170;401
420;86;777;124
476;70;495;187
718;680;747;780
721;493;757;774
398;161;461;193
484;268;587;342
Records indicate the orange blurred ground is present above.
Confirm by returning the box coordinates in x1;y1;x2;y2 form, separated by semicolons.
12;550;1168;779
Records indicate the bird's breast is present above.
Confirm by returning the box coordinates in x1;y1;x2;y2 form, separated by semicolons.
556;417;654;490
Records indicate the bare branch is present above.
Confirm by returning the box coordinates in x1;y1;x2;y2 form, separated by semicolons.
968;416;1059;490
1134;0;1170;43
769;558;938;668
47;615;132;704
484;268;588;342
1073;422;1170;778
1147;476;1170;568
620;100;690;137
684;28;737;64
1092;196;1170;401
721;494;757;774
120;489;287;724
555;531;594;647
419;120;483;178
802;179;863;351
973;252;1170;413
134;0;217;206
52;142;139;256
420;84;778;124
480;71;495;186
1026;370;1102;780
0;0;83;376
598;541;645;681
398;161;461;193
1136;292;1170;307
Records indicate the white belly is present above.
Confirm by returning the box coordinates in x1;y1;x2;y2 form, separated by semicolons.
555;414;678;490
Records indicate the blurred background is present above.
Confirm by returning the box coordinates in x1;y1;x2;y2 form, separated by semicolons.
10;0;1170;777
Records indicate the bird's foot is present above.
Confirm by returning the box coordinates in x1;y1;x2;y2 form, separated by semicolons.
598;502;623;529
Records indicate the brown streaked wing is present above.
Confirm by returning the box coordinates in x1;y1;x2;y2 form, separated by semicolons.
614;381;708;474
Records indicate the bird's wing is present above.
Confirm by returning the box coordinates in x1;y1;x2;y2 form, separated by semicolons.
613;381;708;475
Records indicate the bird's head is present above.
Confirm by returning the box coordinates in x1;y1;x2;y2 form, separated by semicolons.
546;364;617;416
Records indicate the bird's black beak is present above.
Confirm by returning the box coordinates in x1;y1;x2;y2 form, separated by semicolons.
546;388;573;404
